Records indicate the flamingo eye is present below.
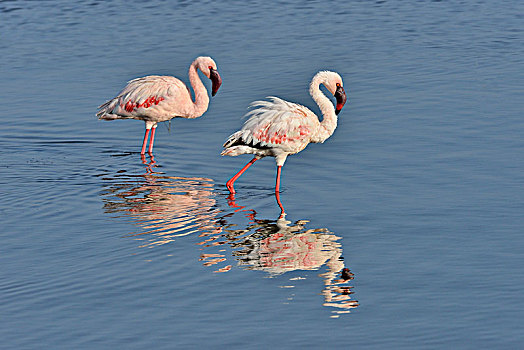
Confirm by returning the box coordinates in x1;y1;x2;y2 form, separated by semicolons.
208;66;213;70
336;83;341;87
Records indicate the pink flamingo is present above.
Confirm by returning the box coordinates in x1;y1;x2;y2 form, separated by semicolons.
221;71;347;213
97;56;222;154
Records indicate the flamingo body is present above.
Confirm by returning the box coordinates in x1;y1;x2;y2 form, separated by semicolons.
222;97;321;165
222;71;348;213
98;76;190;123
97;56;222;154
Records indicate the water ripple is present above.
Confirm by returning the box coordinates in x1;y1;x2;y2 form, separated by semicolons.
98;154;358;316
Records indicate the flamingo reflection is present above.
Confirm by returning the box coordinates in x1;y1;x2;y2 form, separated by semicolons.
99;156;357;315
199;209;358;315
227;191;285;218
100;158;221;248
141;153;158;174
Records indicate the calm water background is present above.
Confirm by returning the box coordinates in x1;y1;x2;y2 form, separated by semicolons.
1;0;523;348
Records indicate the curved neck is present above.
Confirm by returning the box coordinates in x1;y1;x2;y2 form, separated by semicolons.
309;76;338;142
188;62;210;118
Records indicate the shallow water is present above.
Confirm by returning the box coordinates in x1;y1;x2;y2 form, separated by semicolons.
1;0;524;348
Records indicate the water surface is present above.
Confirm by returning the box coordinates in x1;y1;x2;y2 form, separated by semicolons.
1;0;523;348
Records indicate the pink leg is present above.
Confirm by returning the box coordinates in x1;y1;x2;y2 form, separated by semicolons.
275;165;285;214
140;128;151;155
275;165;282;193
148;127;156;154
226;157;258;193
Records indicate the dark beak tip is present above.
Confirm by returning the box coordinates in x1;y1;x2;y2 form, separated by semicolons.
334;85;347;115
210;70;222;97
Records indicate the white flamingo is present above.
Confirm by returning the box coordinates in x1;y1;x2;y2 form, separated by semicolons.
221;71;347;213
97;56;222;154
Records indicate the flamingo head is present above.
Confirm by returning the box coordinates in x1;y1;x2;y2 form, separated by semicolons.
318;71;347;115
334;83;347;115
195;56;222;96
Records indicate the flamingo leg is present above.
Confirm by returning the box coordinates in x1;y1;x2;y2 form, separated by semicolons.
226;157;258;193
275;165;283;192
275;165;285;214
140;128;151;155
148;126;156;154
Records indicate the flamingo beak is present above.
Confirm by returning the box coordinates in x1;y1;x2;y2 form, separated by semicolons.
210;68;222;96
334;85;347;115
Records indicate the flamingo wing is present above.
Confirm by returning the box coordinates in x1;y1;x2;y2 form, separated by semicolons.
229;97;319;153
97;75;192;121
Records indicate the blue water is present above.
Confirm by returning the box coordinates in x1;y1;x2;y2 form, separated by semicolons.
1;0;523;348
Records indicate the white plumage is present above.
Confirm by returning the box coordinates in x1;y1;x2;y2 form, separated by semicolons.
222;71;348;213
223;97;319;159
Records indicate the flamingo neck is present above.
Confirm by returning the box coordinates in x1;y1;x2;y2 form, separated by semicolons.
188;62;210;118
309;76;338;143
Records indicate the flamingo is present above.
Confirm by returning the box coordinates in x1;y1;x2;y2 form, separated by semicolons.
97;56;222;154
221;71;347;213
